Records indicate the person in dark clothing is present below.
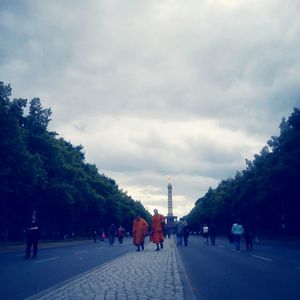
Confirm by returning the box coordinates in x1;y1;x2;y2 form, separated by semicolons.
24;211;40;259
183;221;190;247
108;223;116;246
165;226;171;239
244;228;254;251
209;222;216;245
92;230;98;242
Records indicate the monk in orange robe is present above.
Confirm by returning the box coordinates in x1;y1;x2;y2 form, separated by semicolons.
151;209;165;251
132;216;148;251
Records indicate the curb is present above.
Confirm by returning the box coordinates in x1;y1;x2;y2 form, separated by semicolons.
172;237;197;300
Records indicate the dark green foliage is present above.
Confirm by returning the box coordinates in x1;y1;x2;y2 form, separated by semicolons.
187;107;300;237
0;82;150;241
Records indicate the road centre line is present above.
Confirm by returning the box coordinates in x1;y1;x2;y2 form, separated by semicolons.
33;256;60;264
252;255;273;262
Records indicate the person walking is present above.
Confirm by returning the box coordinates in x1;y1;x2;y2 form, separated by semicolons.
202;224;209;245
176;218;184;246
231;220;244;251
117;226;124;244
24;211;40;259
108;223;116;246
98;228;105;241
92;230;98;242
132;216;148;251
244;226;254;251
165;226;171;239
209;221;216;245
183;220;190;247
151;209;165;251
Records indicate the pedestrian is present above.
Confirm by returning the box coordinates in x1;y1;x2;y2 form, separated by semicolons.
108;223;116;246
98;228;105;241
244;227;254;251
183;220;190;247
231;220;244;251
176;218;184;246
165;226;171;239
209;221;216;245
92;230;98;242
132;216;148;251
117;226;124;244
202;224;209;245
24;211;40;259
151;209;165;251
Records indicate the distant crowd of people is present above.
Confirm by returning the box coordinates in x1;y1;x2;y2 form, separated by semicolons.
193;220;256;252
23;208;169;259
23;210;256;260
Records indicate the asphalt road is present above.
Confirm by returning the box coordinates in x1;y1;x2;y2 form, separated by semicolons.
1;236;300;300
178;235;300;300
0;238;134;300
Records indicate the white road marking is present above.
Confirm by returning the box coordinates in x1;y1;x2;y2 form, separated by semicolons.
33;257;60;264
252;255;273;262
75;250;88;254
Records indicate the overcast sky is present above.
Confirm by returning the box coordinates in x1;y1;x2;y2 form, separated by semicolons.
1;0;300;217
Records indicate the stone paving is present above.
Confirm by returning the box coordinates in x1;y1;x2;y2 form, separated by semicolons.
27;238;188;300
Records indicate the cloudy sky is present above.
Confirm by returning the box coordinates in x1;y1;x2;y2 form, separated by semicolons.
1;0;300;217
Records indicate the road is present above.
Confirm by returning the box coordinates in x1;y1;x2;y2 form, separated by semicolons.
1;236;300;300
177;235;300;300
0;238;133;300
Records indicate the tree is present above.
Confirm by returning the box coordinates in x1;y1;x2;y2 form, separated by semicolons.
0;82;150;240
186;107;300;236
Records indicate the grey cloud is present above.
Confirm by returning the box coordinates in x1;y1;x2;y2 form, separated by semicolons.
89;135;246;181
1;0;300;216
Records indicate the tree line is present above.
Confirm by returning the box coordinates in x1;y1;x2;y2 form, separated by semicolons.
0;82;151;241
186;107;300;237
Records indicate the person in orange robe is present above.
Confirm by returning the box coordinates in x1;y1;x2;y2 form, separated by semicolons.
151;209;165;251
132;216;148;251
